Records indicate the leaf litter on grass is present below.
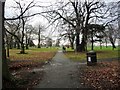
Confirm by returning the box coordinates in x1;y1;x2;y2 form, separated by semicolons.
78;60;120;90
7;51;57;88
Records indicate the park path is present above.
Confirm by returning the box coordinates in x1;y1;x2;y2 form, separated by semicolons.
34;50;88;88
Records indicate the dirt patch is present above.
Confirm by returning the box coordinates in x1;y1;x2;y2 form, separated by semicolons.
3;61;46;88
14;69;44;88
78;60;120;90
3;51;57;88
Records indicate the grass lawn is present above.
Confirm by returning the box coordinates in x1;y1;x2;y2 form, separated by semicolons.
5;47;58;88
7;47;58;70
28;47;59;52
65;46;119;62
8;47;58;62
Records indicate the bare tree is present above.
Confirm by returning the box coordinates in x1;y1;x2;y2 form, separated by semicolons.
33;22;45;48
59;22;75;49
38;25;42;48
43;0;108;52
3;0;44;83
5;0;38;53
5;20;21;57
25;24;34;49
46;37;52;47
106;24;118;50
101;2;119;49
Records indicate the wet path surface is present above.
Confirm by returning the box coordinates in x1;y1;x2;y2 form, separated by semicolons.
34;50;87;88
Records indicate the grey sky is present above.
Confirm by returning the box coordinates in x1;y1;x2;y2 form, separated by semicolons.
4;0;119;45
5;0;119;25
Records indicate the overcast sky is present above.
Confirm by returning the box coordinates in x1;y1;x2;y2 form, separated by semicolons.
4;0;120;45
5;0;119;26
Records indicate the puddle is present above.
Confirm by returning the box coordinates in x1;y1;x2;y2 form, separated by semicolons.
31;63;63;72
50;63;62;66
58;50;63;52
78;62;87;65
32;68;45;72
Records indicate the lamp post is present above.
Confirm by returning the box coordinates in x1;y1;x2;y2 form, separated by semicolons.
0;0;6;89
91;28;94;50
0;0;6;60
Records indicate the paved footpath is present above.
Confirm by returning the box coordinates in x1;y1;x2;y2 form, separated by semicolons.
34;50;88;88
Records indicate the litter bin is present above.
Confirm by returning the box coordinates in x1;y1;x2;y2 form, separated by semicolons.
86;51;97;66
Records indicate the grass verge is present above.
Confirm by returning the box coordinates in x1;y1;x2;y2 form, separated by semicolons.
65;49;118;62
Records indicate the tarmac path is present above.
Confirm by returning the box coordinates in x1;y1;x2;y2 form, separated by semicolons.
35;50;88;88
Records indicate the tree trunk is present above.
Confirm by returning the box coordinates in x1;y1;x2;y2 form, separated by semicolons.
9;39;13;49
20;42;25;54
38;26;41;48
38;43;41;48
17;40;20;49
100;41;102;49
75;33;87;52
111;40;116;50
80;28;87;52
105;38;108;48
26;43;29;49
111;42;116;50
13;41;17;48
7;43;9;57
80;37;86;52
20;19;25;54
6;36;10;57
75;33;80;52
71;42;74;49
109;37;116;50
26;35;29;49
13;38;17;48
68;35;74;50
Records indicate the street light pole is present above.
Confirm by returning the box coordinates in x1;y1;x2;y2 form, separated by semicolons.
0;0;9;89
91;28;94;51
1;0;6;60
0;1;3;89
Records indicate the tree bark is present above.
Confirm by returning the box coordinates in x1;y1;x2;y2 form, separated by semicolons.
7;43;9;57
38;25;41;48
105;38;108;48
13;41;17;48
70;42;74;49
80;37;86;52
75;33;80;52
100;40;102;49
9;37;13;49
109;37;116;50
26;35;29;49
20;18;25;54
80;28;87;52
